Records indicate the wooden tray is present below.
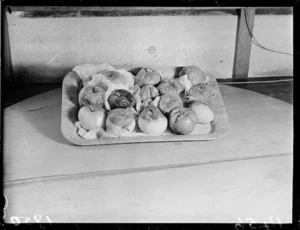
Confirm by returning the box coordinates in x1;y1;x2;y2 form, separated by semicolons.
61;66;230;145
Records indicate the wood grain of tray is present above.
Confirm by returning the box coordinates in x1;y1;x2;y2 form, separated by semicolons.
61;66;230;145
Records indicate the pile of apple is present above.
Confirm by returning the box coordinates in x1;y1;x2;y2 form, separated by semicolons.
73;64;215;140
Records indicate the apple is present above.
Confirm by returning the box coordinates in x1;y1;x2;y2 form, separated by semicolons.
106;108;136;134
139;85;159;105
78;85;106;107
157;79;183;95
189;101;214;124
186;83;207;97
169;107;197;135
179;65;208;85
134;68;161;86
108;89;136;110
158;93;183;114
138;105;168;135
78;105;106;130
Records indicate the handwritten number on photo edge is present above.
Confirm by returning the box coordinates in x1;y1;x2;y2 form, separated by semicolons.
33;214;47;229
275;217;282;226
246;218;256;229
235;217;244;230
235;223;244;230
9;215;52;224
2;210;6;220
33;214;42;223
11;216;21;225
264;222;270;230
23;217;31;223
3;195;8;219
236;217;282;230
258;222;270;230
45;216;52;223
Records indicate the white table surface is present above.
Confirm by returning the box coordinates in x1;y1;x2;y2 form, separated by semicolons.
3;84;293;223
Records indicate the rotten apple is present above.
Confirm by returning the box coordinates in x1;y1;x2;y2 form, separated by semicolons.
107;89;136;110
158;93;183;114
134;68;161;86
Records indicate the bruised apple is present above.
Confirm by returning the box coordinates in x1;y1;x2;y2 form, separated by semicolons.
78;85;106;107
158;94;183;114
157;79;183;95
179;65;208;85
189;101;214;124
78;105;106;130
186;83;207;97
169;107;197;135
106;108;136;134
138;105;168;135
134;68;161;86
108;89;136;110
139;85;159;106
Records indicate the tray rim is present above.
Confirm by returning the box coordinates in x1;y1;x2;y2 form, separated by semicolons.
61;67;230;146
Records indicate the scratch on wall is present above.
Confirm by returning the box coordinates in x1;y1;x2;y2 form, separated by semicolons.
47;51;85;66
47;51;68;66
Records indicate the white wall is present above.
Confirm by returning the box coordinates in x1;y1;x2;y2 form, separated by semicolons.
7;14;293;83
249;15;293;77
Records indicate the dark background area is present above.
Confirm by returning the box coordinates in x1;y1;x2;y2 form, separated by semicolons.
2;0;297;7
16;7;293;17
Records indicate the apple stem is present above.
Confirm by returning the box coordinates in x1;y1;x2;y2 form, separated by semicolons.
87;104;94;112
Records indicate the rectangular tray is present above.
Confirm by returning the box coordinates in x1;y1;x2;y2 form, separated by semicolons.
61;66;230;145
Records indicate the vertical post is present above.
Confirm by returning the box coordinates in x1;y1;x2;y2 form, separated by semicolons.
232;7;255;79
1;4;14;85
